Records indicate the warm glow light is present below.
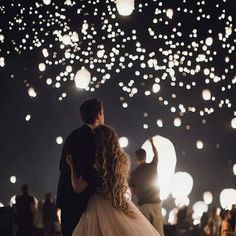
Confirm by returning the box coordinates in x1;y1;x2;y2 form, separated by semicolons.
174;118;181;127
202;89;211;100
38;63;46;72
56;136;63;145
171;172;193;198
28;87;37;98
0;202;4;207
116;0;135;16
119;136;129;148
74;69;91;89
220;188;236;210
174;197;190;207
43;0;51;5
196;140;204;149
192;201;208;219
203;191;213;204
233;164;236;175
231;117;236;129
142;135;177;200
25;114;31;121
62;34;71;45
156;119;163;127
10;176;16;183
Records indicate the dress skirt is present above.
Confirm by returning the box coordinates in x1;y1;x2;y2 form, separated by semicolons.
72;193;161;236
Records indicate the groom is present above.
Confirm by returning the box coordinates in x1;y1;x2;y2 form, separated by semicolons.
56;98;104;236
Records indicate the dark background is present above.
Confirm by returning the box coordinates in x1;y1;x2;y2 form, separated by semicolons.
0;0;235;211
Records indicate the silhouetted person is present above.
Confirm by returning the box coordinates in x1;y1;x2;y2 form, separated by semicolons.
15;184;35;236
43;193;57;236
129;138;164;236
176;206;192;236
56;98;104;236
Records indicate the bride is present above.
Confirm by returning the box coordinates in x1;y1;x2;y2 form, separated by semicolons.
66;124;161;236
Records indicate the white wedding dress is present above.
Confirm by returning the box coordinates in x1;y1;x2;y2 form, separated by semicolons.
72;193;161;236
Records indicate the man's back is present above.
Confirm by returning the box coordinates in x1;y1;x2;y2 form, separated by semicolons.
129;162;160;205
56;124;98;236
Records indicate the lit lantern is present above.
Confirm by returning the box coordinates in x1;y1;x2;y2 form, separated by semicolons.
74;69;91;89
56;136;63;145
171;172;193;199
119;137;129;148
233;164;236;175
142;135;177;200
0;202;4;207
192;201;208;219
43;0;51;5
202;89;211;100
231;117;236;129
174;118;181;127
203;191;213;204
116;0;135;16
220;188;236;210
28;87;37;98
196;140;204;149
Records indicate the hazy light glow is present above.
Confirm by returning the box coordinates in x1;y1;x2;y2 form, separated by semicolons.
116;0;135;16
233;164;236;175
220;188;236;210
74;69;91;89
10;176;16;183
0;202;4;207
203;191;213;205
142;135;177;200
28;87;37;98
174;118;181;127
192;201;208;219
231;117;236;129
119;136;129;148
56;136;63;145
202;89;211;101
171;172;193;199
174;196;190;208
196;140;204;149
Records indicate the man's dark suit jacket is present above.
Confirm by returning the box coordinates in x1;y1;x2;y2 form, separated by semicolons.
56;124;97;236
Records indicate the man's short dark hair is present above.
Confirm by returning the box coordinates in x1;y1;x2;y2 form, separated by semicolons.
21;184;29;194
135;148;146;161
80;98;103;124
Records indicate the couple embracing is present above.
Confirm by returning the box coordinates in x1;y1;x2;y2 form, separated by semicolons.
56;98;161;236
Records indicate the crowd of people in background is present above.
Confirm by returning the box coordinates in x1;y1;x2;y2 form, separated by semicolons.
13;184;61;236
9;184;235;236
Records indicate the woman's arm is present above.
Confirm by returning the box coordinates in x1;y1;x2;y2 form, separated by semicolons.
66;155;88;193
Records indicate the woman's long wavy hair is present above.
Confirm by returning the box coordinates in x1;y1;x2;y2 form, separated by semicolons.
94;125;134;217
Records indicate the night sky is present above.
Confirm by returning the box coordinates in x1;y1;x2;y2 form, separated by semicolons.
0;0;235;212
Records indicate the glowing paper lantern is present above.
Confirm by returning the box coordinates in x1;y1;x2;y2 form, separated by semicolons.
116;0;135;16
174;196;190;207
25;114;31;121
28;87;37;98
196;140;203;149
202;89;211;100
171;172;193;199
10;176;16;183
43;0;51;5
152;84;161;93
166;9;174;19
192;201;208;219
174;118;181;127
156;119;163;127
38;63;46;72
0;202;4;207
168;208;178;225
142;135;177;200
231;117;236;129
74;69;91;89
233;164;236;175
220;188;236;210
56;136;63;145
119;137;129;148
203;191;213;204
62;34;71;45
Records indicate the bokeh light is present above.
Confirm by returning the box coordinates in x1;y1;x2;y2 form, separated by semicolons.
203;191;213;205
220;188;236;210
119;136;129;148
142;135;177;200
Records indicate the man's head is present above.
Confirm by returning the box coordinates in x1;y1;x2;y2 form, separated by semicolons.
80;98;104;127
21;184;29;195
135;148;146;165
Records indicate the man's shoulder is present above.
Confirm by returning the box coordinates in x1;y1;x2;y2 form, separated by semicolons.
68;125;93;139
